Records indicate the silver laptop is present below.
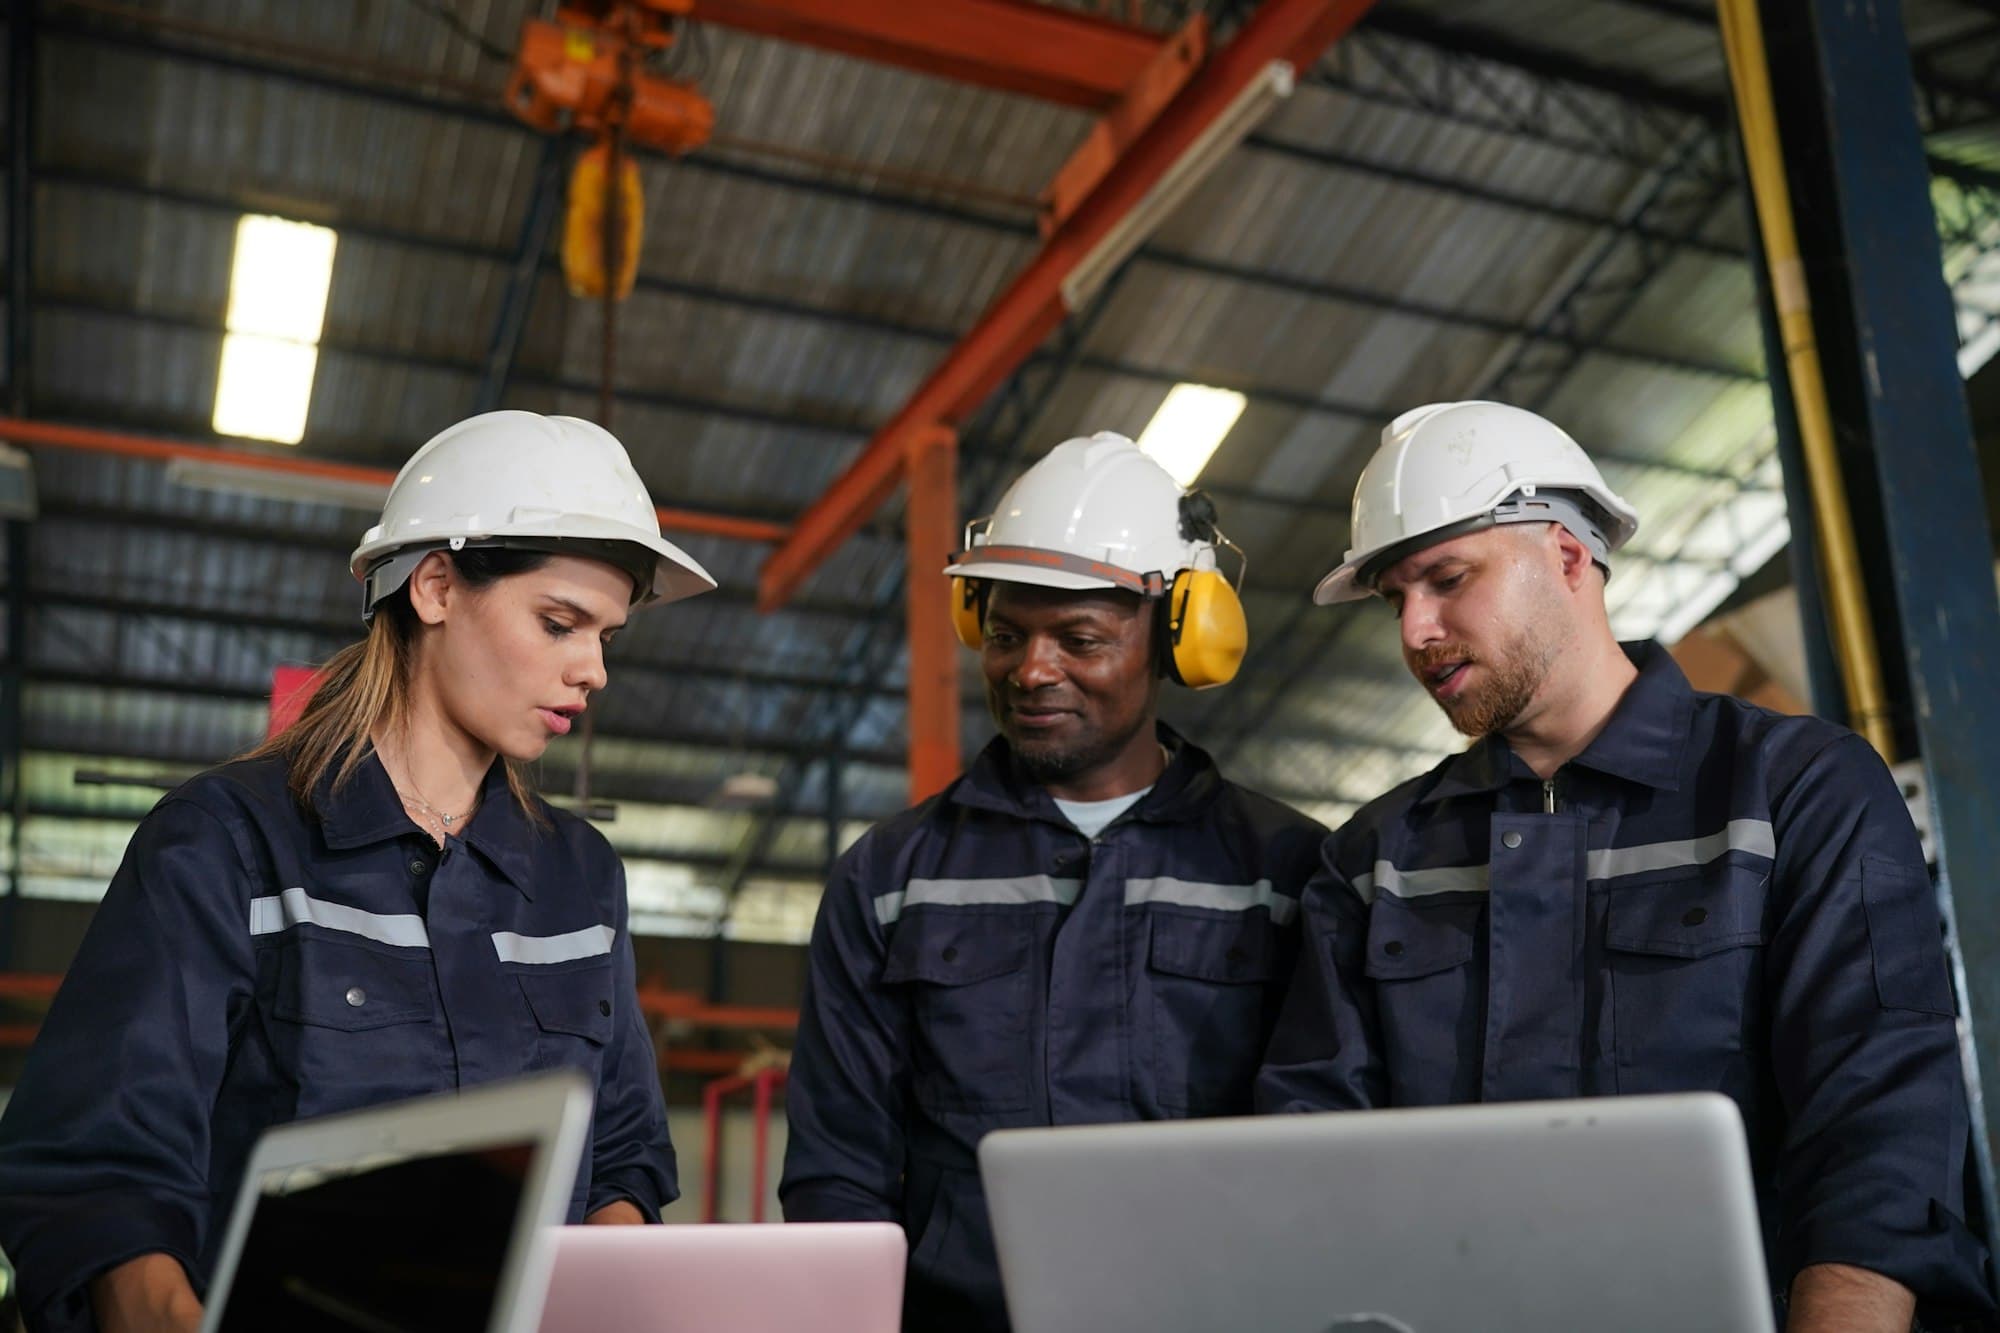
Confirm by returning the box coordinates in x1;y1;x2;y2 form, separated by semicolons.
980;1092;1775;1333
201;1070;594;1333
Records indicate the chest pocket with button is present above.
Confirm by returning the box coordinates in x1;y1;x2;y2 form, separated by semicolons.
513;960;617;1075
1604;861;1769;1094
263;935;442;1115
881;914;1035;1114
1146;909;1280;1115
1363;894;1485;1105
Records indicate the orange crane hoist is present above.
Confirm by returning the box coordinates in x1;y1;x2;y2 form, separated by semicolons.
506;1;716;299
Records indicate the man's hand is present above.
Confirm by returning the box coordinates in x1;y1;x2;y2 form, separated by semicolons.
91;1253;202;1333
584;1199;646;1225
1789;1262;1915;1333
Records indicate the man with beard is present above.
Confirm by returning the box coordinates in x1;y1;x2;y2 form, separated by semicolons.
1256;401;1992;1332
782;432;1327;1331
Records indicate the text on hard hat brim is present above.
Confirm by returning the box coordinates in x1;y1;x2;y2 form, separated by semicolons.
942;545;1169;598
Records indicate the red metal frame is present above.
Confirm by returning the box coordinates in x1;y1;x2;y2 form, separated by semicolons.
681;0;1162;108
902;426;962;801
268;664;321;739
701;1065;788;1222
1039;17;1208;236
754;0;1378;616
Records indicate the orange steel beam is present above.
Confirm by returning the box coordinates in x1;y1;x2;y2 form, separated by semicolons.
0;417;791;546
755;0;1377;613
680;0;1163;109
1040;17;1208;237
0;973;60;1002
903;426;962;802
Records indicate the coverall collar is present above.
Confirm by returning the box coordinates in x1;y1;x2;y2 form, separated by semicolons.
314;751;540;898
950;721;1223;827
1417;640;1692;805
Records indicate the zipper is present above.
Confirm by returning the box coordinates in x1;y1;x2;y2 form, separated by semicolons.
1543;776;1560;815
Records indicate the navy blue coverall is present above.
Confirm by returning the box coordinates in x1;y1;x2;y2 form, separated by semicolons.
781;726;1327;1330
1257;642;1994;1322
0;753;676;1333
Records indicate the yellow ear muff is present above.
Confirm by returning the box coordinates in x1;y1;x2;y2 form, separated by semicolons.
950;577;986;650
1165;568;1247;689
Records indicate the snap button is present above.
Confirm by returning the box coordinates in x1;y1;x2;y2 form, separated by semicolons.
598;999;612;1017
942;946;959;962
1682;907;1708;927
345;987;366;1007
1501;831;1523;849
1383;941;1405;957
409;859;428;876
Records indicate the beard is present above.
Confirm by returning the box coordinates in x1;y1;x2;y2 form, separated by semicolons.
1010;723;1130;786
1409;630;1560;738
997;696;1150;788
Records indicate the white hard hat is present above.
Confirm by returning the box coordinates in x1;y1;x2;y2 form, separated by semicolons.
943;431;1220;593
350;410;717;618
1313;400;1640;605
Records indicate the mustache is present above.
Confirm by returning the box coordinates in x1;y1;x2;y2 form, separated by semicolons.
1407;643;1477;675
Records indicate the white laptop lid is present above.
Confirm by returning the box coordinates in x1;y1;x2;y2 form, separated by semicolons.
980;1092;1775;1333
200;1070;594;1333
537;1223;905;1333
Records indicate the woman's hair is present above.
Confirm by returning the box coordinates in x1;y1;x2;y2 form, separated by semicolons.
246;547;552;817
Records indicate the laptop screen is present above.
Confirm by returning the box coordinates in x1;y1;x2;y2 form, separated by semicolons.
211;1140;537;1333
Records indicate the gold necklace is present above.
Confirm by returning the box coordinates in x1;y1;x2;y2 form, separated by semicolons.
396;784;474;837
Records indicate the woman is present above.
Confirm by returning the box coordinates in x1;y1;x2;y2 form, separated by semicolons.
0;411;716;1333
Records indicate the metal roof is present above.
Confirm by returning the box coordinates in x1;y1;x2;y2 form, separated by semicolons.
5;0;1998;941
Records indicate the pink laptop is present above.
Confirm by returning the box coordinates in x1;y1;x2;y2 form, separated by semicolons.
535;1223;905;1333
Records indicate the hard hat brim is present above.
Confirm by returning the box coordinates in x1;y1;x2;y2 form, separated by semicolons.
354;524;717;612
1311;560;1371;605
941;557;1127;594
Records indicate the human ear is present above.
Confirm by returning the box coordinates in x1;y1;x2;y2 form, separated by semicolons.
1551;526;1594;592
407;550;455;626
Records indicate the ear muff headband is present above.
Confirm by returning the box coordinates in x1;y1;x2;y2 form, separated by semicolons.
1163;568;1246;689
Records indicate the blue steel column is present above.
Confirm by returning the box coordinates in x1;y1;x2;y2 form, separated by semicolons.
473;135;568;415
1759;0;2000;1256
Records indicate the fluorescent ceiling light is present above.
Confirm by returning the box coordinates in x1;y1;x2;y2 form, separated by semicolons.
1136;382;1247;486
1062;59;1296;311
214;214;337;444
0;442;36;520
165;454;389;510
212;335;320;445
225;216;337;341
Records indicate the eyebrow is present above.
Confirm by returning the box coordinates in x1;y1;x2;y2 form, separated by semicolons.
542;596;627;631
986;610;1119;633
1381;554;1467;596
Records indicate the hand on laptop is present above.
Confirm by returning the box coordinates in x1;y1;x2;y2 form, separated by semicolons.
90;1252;202;1333
584;1199;646;1225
